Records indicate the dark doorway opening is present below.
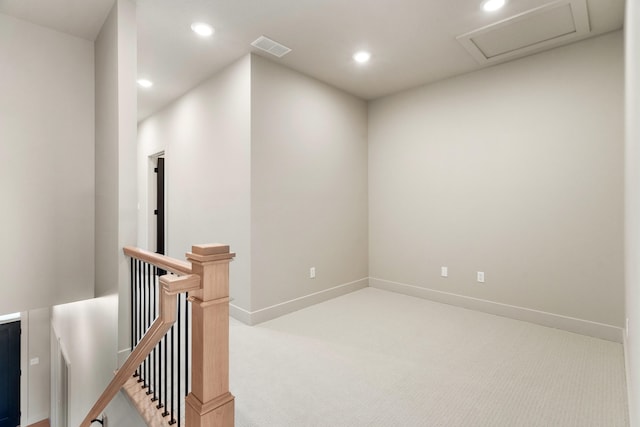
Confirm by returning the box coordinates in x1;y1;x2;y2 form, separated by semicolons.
155;157;165;256
0;320;21;427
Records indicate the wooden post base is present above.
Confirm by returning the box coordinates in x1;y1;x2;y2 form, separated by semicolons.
185;392;235;427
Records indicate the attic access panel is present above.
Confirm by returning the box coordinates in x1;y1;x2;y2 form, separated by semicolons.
457;0;590;64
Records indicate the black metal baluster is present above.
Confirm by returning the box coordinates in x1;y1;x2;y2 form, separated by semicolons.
141;261;146;387
137;260;144;384
169;323;176;425
157;266;164;409
157;326;164;411
185;292;189;397
145;262;151;391
132;259;139;378
152;267;158;402
130;257;134;355
141;263;149;388
147;262;154;396
162;330;169;417
177;296;182;426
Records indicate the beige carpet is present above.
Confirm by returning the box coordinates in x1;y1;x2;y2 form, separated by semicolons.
229;287;628;427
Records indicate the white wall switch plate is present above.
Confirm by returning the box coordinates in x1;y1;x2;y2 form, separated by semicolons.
309;267;316;279
477;272;485;283
30;357;39;366
441;266;448;277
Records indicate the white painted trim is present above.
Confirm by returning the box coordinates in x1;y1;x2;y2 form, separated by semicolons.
370;277;623;342
624;333;633;426
50;327;58;427
229;304;252;325
0;312;21;323
230;278;369;325
20;312;27;427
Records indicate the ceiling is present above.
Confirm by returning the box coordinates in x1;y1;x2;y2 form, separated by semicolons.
0;0;115;40
0;0;625;120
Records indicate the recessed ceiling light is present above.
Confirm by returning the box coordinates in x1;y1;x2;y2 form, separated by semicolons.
353;51;371;64
137;79;153;88
482;0;506;12
191;22;214;37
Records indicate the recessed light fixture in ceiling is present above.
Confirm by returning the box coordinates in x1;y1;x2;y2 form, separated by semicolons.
191;22;214;37
137;79;153;88
482;0;506;12
353;51;371;63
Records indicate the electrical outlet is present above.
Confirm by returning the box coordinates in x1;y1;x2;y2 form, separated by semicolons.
29;357;39;366
441;266;448;277
309;267;316;279
477;272;485;283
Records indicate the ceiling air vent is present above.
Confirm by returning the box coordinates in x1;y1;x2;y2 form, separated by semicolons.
457;0;590;64
251;36;292;58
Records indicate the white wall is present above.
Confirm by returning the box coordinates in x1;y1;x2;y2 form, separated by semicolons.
137;54;368;320
369;32;624;333
49;2;140;425
25;307;51;425
250;55;369;314
115;0;138;362
51;296;118;426
138;55;252;310
95;2;119;300
95;0;138;358
0;13;95;314
625;0;640;423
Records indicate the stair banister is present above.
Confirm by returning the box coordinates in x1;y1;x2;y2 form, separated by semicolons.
81;243;235;427
185;244;236;427
123;246;192;275
80;273;200;427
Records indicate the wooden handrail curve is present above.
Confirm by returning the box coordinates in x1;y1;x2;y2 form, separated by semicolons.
80;274;201;427
124;246;192;275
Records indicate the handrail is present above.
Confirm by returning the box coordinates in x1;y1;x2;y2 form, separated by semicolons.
80;274;200;427
123;246;192;275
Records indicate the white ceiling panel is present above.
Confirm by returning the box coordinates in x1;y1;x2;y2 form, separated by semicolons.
458;0;592;64
0;0;625;120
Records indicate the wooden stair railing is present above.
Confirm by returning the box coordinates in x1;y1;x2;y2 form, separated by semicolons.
80;244;235;427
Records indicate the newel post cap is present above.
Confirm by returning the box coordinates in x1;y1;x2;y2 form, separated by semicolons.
187;243;235;263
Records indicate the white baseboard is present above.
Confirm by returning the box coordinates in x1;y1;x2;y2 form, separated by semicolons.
229;303;252;324
370;277;623;343
230;278;369;325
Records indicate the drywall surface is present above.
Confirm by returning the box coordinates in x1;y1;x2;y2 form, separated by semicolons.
95;0;138;366
250;54;369;311
625;0;640;423
26;308;51;425
0;13;95;313
369;32;624;327
106;393;147;426
138;55;252;310
51;296;118;427
116;0;138;360
95;2;119;299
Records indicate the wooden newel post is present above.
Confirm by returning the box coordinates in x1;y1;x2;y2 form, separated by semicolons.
185;244;236;427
